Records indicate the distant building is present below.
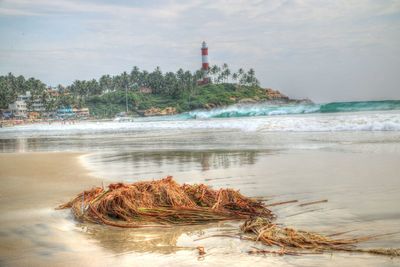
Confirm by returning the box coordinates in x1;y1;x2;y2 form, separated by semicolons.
28;112;40;120
8;91;45;118
47;88;60;97
57;107;74;118
8;100;27;118
32;99;45;112
73;107;90;118
139;87;153;94
17;91;31;102
57;107;89;119
1;109;12;119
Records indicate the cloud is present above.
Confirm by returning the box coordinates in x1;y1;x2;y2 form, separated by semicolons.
0;0;197;19
1;0;400;101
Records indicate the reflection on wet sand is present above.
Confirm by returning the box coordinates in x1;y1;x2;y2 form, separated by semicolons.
79;221;234;254
85;150;265;179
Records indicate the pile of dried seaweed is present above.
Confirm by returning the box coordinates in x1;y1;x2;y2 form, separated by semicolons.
58;176;399;257
57;176;273;228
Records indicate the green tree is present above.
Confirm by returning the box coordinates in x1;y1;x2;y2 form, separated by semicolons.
221;63;231;83
130;66;141;90
99;75;113;93
232;72;238;84
210;65;219;84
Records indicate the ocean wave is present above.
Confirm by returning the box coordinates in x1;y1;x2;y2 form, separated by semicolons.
257;113;400;132
1;111;399;137
181;100;400;119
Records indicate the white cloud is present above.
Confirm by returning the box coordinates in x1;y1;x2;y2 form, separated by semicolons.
1;0;399;101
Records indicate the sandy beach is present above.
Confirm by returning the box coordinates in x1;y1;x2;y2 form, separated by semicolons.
1;148;399;266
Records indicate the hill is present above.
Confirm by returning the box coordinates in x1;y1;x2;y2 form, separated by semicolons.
86;83;291;117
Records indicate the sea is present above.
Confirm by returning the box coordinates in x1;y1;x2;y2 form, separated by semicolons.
0;100;400;266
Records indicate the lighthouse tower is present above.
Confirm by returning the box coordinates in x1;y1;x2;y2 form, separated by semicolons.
198;41;210;85
201;41;209;71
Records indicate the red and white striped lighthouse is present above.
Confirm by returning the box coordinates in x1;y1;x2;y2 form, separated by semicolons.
197;41;210;85
201;41;209;71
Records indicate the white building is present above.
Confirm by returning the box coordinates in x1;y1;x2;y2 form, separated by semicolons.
8;91;45;117
8;100;27;118
32;99;45;112
17;91;31;101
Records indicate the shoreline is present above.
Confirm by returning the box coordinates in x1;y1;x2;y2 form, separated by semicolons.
0;98;309;127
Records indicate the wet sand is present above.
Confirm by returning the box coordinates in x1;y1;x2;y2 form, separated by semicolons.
0;153;104;266
1;152;400;267
0;153;99;211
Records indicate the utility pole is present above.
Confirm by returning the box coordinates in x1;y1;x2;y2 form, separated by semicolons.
125;85;128;114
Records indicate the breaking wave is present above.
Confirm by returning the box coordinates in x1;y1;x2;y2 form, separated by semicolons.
182;100;400;119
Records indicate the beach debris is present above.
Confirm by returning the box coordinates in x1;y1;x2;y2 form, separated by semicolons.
57;176;273;228
197;246;206;256
265;199;298;207
58;176;399;258
247;246;315;256
196;246;206;261
241;217;400;257
298;199;328;207
286;208;323;218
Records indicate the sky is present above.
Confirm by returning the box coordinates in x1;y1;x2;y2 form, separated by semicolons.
0;0;399;102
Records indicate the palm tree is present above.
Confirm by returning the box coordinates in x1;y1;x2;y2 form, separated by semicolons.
140;70;149;87
237;68;245;86
149;66;163;93
99;75;112;93
164;72;177;96
130;66;140;89
221;63;229;83
247;68;259;86
232;72;238;84
224;68;231;83
210;65;219;83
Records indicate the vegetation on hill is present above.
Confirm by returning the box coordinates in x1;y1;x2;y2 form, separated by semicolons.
86;83;270;117
0;64;282;117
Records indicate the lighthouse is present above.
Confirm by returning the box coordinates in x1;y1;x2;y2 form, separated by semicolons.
198;41;210;85
201;41;209;71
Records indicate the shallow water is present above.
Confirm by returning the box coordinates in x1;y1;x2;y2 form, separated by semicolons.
1;110;400;266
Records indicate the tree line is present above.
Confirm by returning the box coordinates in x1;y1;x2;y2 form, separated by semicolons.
0;64;260;111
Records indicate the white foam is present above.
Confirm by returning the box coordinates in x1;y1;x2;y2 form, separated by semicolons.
1;111;399;138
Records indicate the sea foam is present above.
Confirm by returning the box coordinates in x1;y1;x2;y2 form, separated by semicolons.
1;110;399;138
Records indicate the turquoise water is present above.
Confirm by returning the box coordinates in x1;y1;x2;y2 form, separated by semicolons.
181;100;400;119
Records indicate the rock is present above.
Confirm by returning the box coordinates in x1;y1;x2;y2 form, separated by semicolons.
296;98;314;104
265;88;289;100
204;103;217;110
238;98;258;104
143;107;177;116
